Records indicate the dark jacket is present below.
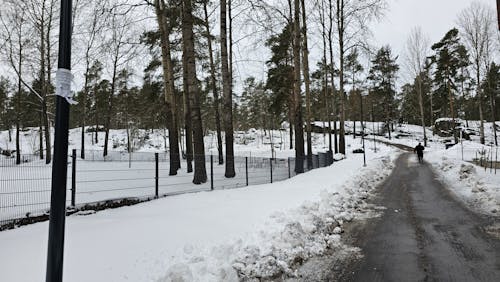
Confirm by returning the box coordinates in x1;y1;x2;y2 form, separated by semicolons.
414;144;425;155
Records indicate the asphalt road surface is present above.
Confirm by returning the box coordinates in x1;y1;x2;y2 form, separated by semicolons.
342;153;500;282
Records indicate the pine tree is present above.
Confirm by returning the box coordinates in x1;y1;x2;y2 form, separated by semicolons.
344;48;363;138
368;46;399;139
0;78;10;132
265;23;294;146
429;28;470;143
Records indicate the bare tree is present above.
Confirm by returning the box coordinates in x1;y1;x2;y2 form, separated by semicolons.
405;26;429;146
333;0;386;154
458;1;496;145
221;0;236;177
327;0;338;153
316;0;333;154
102;7;139;157
0;1;32;164
25;0;59;164
203;1;224;165
76;0;108;159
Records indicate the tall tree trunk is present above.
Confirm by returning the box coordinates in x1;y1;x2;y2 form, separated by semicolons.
182;0;207;184
228;0;233;91
39;1;48;163
182;41;193;173
301;0;312;169
221;0;235;177
44;0;55;164
203;2;223;165
319;2;332;153
328;0;338;153
39;112;44;160
417;75;427;146
429;87;434;135
155;0;181;175
81;61;90;159
487;66;498;145
447;72;458;144
103;60;117;157
337;0;346;155
42;102;51;163
293;0;304;173
94;98;99;144
477;64;485;144
16;52;22;165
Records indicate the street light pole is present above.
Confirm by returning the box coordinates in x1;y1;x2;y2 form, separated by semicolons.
46;1;72;282
371;97;377;153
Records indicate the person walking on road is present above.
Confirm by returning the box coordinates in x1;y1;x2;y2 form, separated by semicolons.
414;142;425;163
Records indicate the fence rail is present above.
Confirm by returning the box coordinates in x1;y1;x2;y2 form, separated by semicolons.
0;150;334;229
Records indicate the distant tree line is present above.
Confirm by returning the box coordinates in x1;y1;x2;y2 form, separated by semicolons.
0;0;498;184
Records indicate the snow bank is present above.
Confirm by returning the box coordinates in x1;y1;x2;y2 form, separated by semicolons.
158;153;396;281
427;144;500;216
0;145;398;282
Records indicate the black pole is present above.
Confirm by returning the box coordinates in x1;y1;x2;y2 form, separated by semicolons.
210;155;214;190
71;149;76;207
245;157;249;186
497;0;500;31
288;157;291;178
155;153;159;198
270;158;273;183
46;1;72;281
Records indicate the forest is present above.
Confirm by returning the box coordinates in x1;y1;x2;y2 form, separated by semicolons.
0;0;498;184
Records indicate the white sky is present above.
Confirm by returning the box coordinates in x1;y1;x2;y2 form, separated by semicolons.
372;0;496;75
1;0;497;93
233;0;498;91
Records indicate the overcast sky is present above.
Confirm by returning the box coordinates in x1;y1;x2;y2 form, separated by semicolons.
1;0;497;93
232;0;498;92
367;0;496;80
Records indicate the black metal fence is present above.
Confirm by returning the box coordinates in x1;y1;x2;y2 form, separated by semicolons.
0;150;334;229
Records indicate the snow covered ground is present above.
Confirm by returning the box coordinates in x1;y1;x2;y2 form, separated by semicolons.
0;143;398;282
1;156;294;223
0;125;371;224
1;122;498;281
426;142;500;216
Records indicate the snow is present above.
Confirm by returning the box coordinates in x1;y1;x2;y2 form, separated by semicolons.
0;125;381;224
426;142;500;216
1;120;498;281
0;142;399;282
434;117;464;124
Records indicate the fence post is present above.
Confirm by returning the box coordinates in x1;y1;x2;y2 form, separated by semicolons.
155;153;159;198
288;157;291;178
210;154;214;190
270;158;273;183
490;148;493;173
495;147;498;174
71;149;76;207
485;149;488;172
245;157;249;186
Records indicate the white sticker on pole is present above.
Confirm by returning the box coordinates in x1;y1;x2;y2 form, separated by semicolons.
55;68;77;105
